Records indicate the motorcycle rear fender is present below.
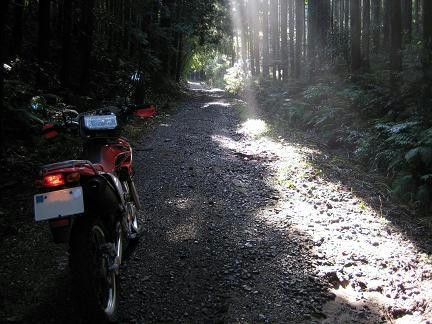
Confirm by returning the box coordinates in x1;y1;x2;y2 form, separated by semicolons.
82;174;125;220
49;218;72;243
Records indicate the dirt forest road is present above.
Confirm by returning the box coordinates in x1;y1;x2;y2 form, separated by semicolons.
1;83;432;323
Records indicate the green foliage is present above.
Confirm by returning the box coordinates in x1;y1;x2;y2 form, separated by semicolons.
252;74;432;211
223;63;248;94
405;147;432;167
303;84;333;104
392;175;417;202
189;48;231;88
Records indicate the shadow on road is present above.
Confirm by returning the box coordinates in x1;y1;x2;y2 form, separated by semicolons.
1;86;387;323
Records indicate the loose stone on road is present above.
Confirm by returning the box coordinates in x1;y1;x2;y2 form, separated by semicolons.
119;83;432;323
1;83;430;323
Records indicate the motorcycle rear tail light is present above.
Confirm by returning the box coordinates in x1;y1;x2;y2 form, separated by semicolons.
66;172;80;184
43;173;65;187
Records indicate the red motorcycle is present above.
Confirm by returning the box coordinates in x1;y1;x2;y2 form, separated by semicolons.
33;103;148;322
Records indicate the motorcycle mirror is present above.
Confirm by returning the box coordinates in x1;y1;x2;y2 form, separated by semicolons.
31;96;48;112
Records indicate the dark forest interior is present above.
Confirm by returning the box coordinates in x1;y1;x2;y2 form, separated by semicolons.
1;1;432;323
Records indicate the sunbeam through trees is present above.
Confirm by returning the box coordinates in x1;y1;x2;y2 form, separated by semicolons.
1;1;432;323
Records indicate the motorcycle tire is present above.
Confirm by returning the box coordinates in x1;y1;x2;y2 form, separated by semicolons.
69;217;121;323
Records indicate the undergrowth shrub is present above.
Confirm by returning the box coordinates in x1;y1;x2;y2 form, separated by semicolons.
254;77;432;211
224;63;248;94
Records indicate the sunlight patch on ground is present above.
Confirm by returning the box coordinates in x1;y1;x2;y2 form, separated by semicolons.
237;119;269;137
202;101;231;108
166;222;199;242
213;122;432;321
200;88;225;93
165;197;200;242
168;197;194;210
211;134;239;151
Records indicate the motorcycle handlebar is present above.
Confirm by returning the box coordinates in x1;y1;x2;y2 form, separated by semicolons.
43;102;154;138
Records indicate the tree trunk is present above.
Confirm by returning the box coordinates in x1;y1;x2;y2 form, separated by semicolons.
270;0;279;79
402;0;412;43
262;0;270;77
344;0;350;30
247;1;255;75
383;0;390;49
307;0;317;74
294;0;304;78
175;33;183;82
0;0;9;156
37;0;51;87
231;34;236;67
253;1;261;75
281;0;288;81
372;0;381;53
79;0;96;93
423;0;432;80
414;0;420;35
350;0;361;71
288;0;294;76
424;0;432;49
362;0;370;67
390;0;402;89
12;0;24;56
61;0;72;87
239;0;248;71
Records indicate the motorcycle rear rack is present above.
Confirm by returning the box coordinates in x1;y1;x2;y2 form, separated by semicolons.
40;160;99;174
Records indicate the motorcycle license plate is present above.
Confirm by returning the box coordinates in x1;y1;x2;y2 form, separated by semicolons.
34;187;84;221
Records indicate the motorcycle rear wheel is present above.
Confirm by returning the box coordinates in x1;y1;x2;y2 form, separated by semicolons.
70;217;121;322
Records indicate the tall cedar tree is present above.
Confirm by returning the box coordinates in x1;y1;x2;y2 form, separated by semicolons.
280;0;288;81
414;0;420;35
362;0;370;67
307;0;316;63
239;0;248;71
247;1;255;75
372;0;381;53
424;0;432;80
383;0;390;49
270;0;279;79
0;0;9;155
61;0;72;87
350;0;361;71
37;0;51;87
344;0;349;30
294;0;304;78
402;0;412;43
262;0;270;77
12;0;24;56
253;1;260;75
79;0;96;93
390;0;402;88
288;0;294;75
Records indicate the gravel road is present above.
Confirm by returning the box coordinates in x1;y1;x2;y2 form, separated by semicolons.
1;83;431;323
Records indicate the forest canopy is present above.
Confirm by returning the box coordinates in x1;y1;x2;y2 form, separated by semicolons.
217;0;432;212
1;1;432;210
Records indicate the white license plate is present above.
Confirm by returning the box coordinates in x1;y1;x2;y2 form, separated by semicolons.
34;187;84;221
